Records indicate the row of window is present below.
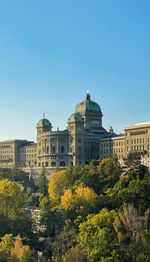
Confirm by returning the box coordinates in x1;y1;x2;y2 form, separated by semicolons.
114;148;124;153
100;143;109;148
113;141;124;146
131;145;145;151
0;155;13;159
127;138;145;144
100;149;109;154
0;150;13;154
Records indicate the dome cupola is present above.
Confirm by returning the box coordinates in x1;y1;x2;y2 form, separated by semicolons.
68;113;83;122
37;118;51;127
75;93;101;113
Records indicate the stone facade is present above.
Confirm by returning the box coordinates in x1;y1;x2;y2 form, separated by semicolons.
0;94;150;176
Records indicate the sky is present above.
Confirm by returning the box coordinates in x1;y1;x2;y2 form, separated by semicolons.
0;0;150;141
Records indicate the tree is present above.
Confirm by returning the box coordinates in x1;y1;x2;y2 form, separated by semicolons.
105;173;150;211
0;179;24;220
48;170;70;206
63;245;87;262
123;152;143;174
113;203;150;262
51;230;77;262
97;157;121;193
78;209;118;262
11;235;36;262
35;167;48;198
0;234;14;262
61;186;98;226
0;167;28;182
39;196;63;237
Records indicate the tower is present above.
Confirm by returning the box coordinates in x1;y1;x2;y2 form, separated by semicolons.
68;113;85;166
36;117;52;167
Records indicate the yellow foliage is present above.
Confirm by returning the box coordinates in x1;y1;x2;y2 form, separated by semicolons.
0;179;24;219
48;170;69;205
75;186;96;201
11;235;35;261
61;189;74;210
0;234;14;259
11;235;23;258
61;186;97;211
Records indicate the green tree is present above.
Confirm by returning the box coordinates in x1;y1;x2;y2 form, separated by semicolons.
105;173;150;211
39;196;63;237
78;209;118;262
123;152;144;174
35;167;48;197
97;157;121;193
0;168;28;182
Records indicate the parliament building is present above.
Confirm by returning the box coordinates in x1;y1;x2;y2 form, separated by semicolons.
0;93;150;177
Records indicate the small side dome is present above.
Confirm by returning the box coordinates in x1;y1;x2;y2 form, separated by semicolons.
68;113;83;122
37;118;51;127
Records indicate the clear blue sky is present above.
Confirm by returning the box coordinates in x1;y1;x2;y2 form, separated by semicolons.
0;0;150;141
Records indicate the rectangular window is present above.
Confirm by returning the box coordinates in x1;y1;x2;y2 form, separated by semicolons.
61;146;65;153
53;146;56;153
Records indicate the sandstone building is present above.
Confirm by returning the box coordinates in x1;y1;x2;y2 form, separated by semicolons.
0;93;150;176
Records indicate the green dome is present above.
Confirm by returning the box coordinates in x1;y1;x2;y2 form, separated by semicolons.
69;113;83;122
75;93;101;113
37;118;51;127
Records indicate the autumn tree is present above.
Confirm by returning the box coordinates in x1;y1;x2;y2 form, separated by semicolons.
48;170;70;205
11;235;36;262
0;234;14;261
61;185;98;226
0;179;24;220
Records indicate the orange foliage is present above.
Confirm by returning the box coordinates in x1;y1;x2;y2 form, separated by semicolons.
11;235;35;261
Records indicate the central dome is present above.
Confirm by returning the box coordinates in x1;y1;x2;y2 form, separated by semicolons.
75;93;101;113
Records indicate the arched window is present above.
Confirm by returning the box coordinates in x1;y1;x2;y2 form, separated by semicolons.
60;161;65;167
51;161;56;167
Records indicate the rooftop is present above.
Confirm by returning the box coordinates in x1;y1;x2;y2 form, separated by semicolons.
124;122;150;130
